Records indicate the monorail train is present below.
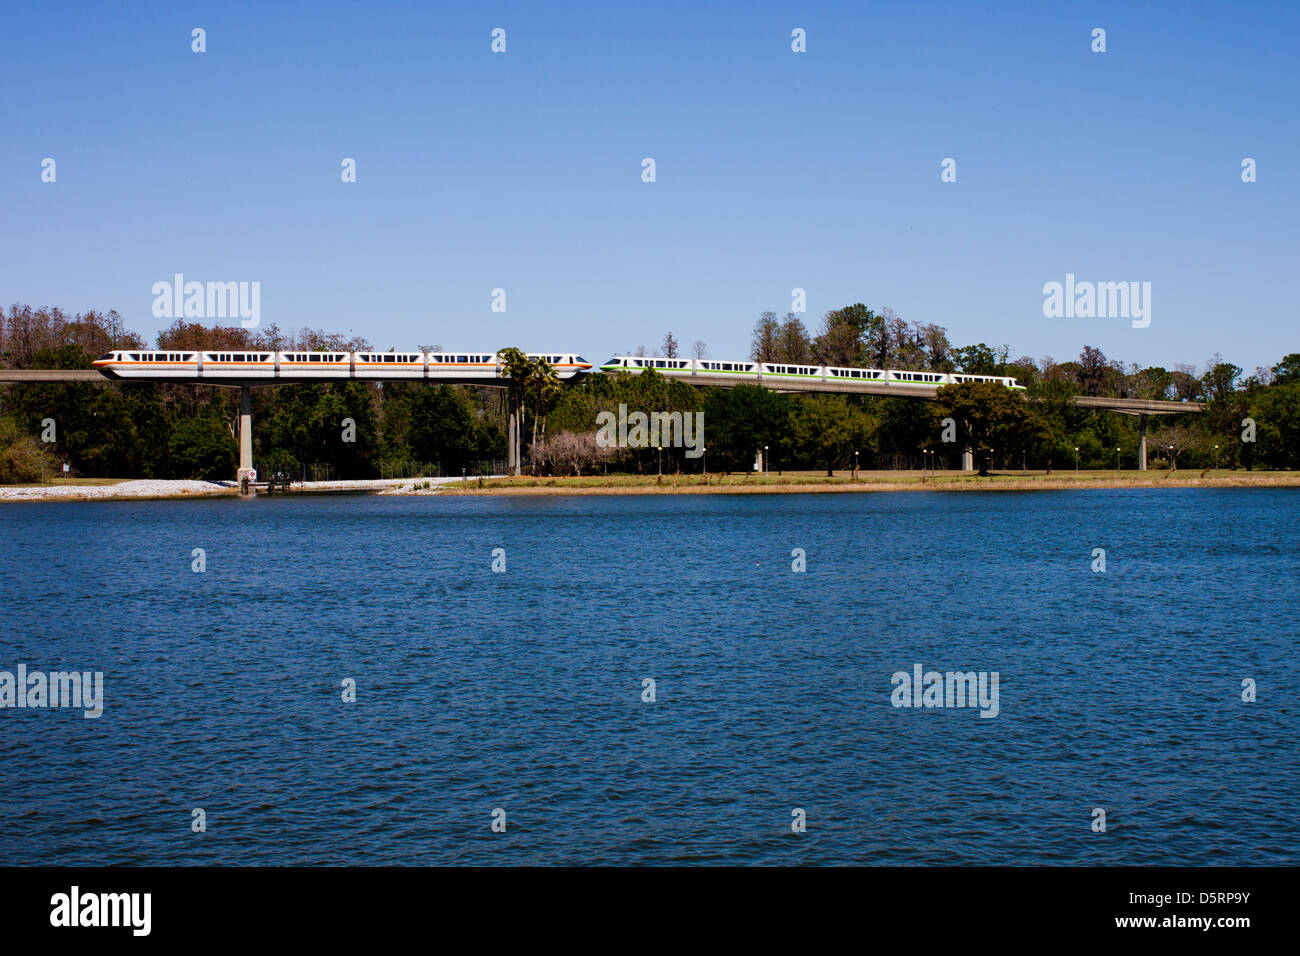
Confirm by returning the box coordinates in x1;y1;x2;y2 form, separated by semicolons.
599;356;1026;390
91;350;593;381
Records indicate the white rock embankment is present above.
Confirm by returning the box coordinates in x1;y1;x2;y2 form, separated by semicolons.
0;479;229;501
0;475;501;501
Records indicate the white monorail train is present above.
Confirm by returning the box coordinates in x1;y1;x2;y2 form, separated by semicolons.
599;356;1026;390
92;350;593;381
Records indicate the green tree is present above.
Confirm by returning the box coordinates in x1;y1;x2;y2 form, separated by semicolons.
933;382;1051;474
702;384;791;470
791;395;874;475
1271;353;1300;384
169;417;236;479
952;343;999;375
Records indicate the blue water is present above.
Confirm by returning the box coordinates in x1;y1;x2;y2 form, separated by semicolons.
1;489;1297;865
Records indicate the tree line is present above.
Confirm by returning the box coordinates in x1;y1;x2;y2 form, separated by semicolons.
2;302;1297;482
0;306;504;482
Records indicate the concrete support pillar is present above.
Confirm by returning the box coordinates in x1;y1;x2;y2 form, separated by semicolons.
237;385;255;493
507;397;521;476
962;446;974;471
1137;413;1148;471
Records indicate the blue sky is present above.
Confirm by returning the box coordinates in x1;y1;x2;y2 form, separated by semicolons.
3;1;1296;372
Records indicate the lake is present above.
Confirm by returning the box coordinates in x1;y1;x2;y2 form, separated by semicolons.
1;489;1297;865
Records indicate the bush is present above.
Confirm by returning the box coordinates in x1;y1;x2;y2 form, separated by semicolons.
0;416;58;483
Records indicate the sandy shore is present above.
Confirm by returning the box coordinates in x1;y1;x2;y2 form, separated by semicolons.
440;472;1300;495
4;471;1296;501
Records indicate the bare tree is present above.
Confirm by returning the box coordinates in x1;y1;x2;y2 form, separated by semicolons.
750;312;780;362
662;331;679;358
533;430;614;475
917;322;953;371
691;339;708;359
776;313;812;363
811;311;860;367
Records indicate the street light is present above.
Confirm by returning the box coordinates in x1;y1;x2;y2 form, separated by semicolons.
1214;444;1220;469
925;448;931;476
1074;446;1079;472
988;448;994;473
656;444;662;476
853;449;858;476
1115;447;1121;472
1168;444;1175;471
765;445;769;476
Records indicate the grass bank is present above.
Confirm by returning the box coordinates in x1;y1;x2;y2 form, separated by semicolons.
440;469;1300;495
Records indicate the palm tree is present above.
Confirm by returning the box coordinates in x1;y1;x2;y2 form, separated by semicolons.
530;358;561;455
497;347;533;476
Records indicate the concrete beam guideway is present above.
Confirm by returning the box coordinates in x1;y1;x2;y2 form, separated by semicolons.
0;368;1205;420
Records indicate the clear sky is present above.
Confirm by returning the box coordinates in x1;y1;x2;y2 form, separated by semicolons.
3;1;1296;372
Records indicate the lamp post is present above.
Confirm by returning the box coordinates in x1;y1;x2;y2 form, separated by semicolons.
1022;449;1026;474
1115;447;1121;472
765;445;769;476
1168;444;1175;471
988;448;994;473
656;444;662;476
1074;446;1079;472
1214;444;1219;469
924;449;931;476
854;449;859;475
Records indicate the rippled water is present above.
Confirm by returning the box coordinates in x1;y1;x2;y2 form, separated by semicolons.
1;489;1297;865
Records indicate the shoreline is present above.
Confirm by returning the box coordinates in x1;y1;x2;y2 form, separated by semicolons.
3;471;1297;502
443;473;1300;495
0;476;476;503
